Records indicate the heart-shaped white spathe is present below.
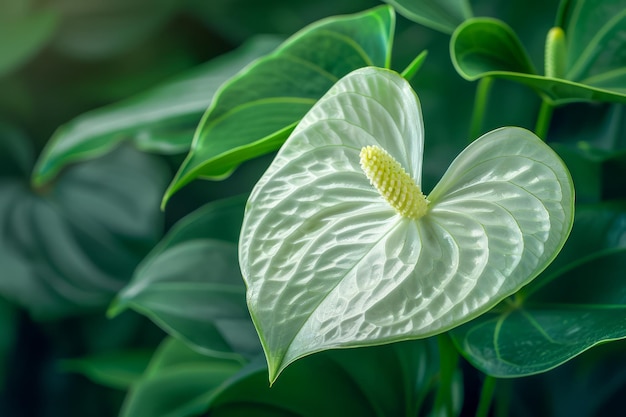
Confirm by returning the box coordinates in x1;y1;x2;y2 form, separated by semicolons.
239;67;574;382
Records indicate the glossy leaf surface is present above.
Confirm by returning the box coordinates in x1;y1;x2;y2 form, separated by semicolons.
163;6;395;205
451;5;626;105
239;67;575;381
382;0;472;34
120;337;243;417
111;196;260;358
208;338;462;417
0;126;168;318
32;37;280;186
452;201;626;377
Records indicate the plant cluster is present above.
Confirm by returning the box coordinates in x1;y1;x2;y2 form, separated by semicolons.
2;0;626;416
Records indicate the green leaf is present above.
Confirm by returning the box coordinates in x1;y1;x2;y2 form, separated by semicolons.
451;7;626;105
60;350;153;389
562;0;626;84
239;67;574;382
452;201;626;377
31;37;280;187
111;196;260;358
382;0;472;34
163;5;395;206
208;339;461;417
450;18;537;78
120;337;243;417
0;8;58;76
0;128;169;318
507;339;626;417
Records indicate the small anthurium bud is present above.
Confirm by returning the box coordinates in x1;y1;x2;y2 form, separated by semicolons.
545;27;567;78
239;67;574;384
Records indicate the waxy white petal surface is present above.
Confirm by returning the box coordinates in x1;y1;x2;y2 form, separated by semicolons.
239;67;574;382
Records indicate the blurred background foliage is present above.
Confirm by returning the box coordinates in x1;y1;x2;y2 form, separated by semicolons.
1;0;625;416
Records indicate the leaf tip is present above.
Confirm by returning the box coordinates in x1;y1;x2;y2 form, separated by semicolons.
267;359;285;387
30;159;54;188
160;175;187;211
106;297;127;318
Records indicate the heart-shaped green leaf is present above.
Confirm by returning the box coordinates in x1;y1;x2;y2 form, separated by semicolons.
163;5;395;206
111;196;260;358
451;201;626;377
239;67;575;382
31;37;280;187
451;7;626;105
382;0;472;34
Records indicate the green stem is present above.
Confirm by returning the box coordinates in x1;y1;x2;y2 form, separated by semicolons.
469;77;494;141
434;334;460;417
494;379;512;417
401;50;429;82
534;99;554;140
475;375;497;417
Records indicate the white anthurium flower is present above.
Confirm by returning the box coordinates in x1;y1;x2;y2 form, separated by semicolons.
239;67;574;383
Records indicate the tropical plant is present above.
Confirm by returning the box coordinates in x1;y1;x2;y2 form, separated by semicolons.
2;0;626;416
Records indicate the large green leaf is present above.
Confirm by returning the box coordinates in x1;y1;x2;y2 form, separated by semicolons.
120;337;243;417
208;338;462;417
31;37;280;187
163;5;395;206
0;126;169;318
239;67;574;382
451;201;626;377
382;0;472;34
111;196;260;358
0;6;58;76
506;340;626;417
451;3;626;105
